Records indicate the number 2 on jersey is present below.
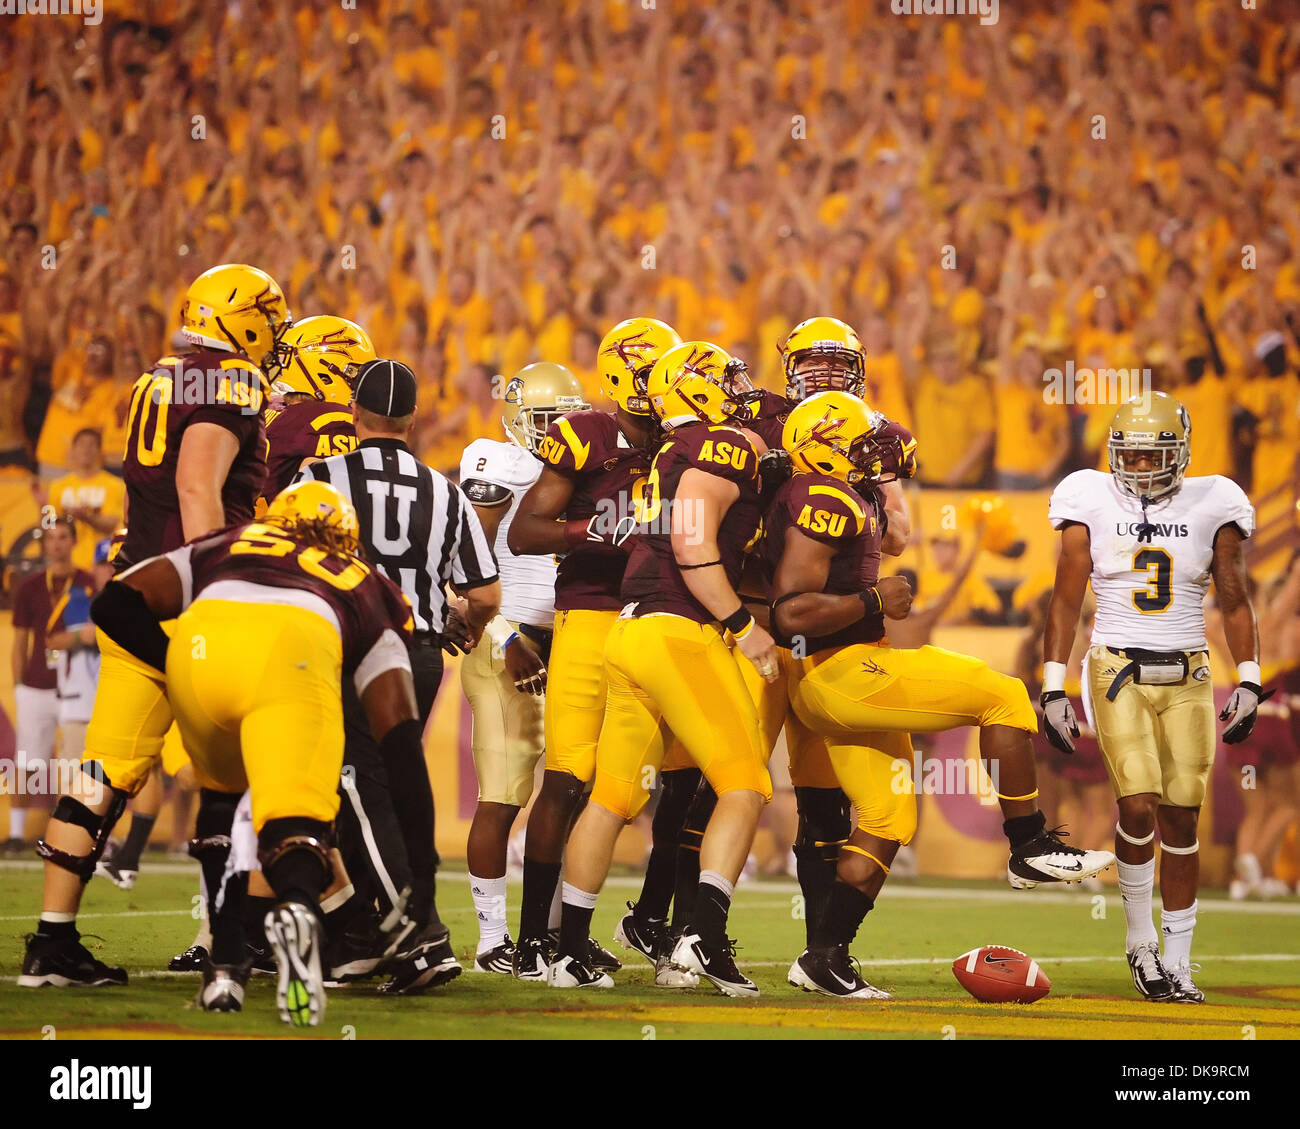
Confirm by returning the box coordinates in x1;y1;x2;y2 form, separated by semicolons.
1131;547;1172;613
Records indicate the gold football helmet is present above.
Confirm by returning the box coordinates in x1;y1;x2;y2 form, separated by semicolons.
646;341;750;427
266;480;361;556
180;263;291;372
598;317;682;415
273;316;376;404
782;391;882;484
781;316;866;401
503;362;590;455
1107;391;1191;500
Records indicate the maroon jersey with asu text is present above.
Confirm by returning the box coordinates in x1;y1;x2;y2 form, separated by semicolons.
749;388;796;453
622;422;763;623
263;399;356;501
167;521;413;677
763;472;884;651
538;410;652;611
117;350;268;570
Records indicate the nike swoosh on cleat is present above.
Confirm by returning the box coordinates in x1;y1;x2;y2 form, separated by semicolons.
828;969;858;990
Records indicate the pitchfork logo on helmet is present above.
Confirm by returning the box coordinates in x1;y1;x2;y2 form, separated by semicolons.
646;340;753;427
1107;391;1191;501
273;316;376;404
181;263;292;375
265;480;361;556
783;391;887;485
597;317;682;415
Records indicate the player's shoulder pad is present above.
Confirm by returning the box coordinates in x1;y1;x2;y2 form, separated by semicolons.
785;473;868;541
1047;468;1105;530
539;409;613;474
1201;474;1256;539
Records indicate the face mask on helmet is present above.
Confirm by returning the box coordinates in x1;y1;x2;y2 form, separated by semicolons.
720;357;761;423
785;350;865;402
1109;439;1186;500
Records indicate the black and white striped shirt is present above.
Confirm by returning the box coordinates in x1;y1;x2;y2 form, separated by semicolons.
295;438;497;633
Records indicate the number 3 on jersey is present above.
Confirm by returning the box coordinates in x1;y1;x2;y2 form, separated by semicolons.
1131;547;1172;613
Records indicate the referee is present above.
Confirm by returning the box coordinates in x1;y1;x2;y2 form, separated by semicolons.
295;358;501;992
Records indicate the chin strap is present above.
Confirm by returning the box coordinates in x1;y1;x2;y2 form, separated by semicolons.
1136;496;1158;543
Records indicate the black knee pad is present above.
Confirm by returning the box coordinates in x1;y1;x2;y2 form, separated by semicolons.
190;789;241;859
794;787;852;856
37;787;129;881
543;768;587;808
258;817;333;898
653;768;702;846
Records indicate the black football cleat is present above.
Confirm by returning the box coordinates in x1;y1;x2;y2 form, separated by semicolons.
196;962;250;1012
168;944;210;973
378;923;462;995
613;903;665;966
670;931;758;998
547;954;614;989
512;934;552;981
472;935;517;975
1127;941;1177;1001
1008;827;1114;889
18;932;128;988
327;914;387;982
787;946;891;1000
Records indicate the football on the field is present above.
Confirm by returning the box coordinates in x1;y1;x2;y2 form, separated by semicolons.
952;946;1051;1003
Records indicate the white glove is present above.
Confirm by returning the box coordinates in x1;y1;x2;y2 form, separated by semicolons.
1039;691;1079;755
1219;681;1271;745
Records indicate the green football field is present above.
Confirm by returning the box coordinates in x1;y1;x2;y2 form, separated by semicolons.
1;859;1297;1040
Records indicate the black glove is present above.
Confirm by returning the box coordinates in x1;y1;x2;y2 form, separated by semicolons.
1039;690;1079;755
759;448;792;491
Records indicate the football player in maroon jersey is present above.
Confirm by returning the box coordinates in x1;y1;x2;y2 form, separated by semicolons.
21;263;289;989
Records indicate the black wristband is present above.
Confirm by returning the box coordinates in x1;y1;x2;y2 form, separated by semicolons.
858;587;883;616
720;606;753;634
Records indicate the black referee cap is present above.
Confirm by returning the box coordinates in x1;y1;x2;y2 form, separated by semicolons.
354;358;418;418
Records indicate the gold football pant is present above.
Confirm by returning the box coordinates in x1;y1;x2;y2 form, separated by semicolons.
662;646;839;787
590;615;773;820
461;622;546;807
166;600;345;831
790;643;1037;738
82;623;177;796
825;730;918;844
1083;646;1215;807
545;608;692;782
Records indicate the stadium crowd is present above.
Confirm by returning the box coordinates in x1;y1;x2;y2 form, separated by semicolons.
0;0;1298;514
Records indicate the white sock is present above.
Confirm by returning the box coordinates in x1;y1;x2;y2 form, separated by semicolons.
8;809;26;839
699;869;735;899
470;873;508;953
547;866;564;931
1118;857;1158;951
193;875;212;950
1161;901;1197;970
561;881;599;909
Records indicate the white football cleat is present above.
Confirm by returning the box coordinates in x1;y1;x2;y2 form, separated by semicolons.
787;948;892;1000
1008;827;1114;889
654;951;699;989
547;954;614;989
264;902;326;1028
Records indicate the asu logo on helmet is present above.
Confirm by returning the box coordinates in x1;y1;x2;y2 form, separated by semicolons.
265;480;361;556
646;340;757;427
783;391;889;485
597;317;682;415
181;263;292;374
274;316;376;404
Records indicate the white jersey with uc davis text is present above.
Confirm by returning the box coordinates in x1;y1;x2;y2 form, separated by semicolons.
1048;469;1254;651
460;437;556;628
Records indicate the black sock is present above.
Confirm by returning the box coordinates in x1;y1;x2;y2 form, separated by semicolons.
36;918;77;941
323;890;368;936
114;813;156;870
520;859;561;941
670;783;716;931
265;853;329;918
243;894;275;950
794;845;839;947
692;878;732;946
811;881;874;950
558;899;594;961
211;872;247;965
637;769;700;924
1004;810;1047;850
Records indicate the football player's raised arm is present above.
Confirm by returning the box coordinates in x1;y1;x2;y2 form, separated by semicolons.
1043;522;1091;667
1211;525;1259;668
90;555;187;673
506;467;575;555
176;422;241;541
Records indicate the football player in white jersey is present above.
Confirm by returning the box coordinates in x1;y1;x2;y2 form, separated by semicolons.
458;363;589;973
1042;392;1265;1003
